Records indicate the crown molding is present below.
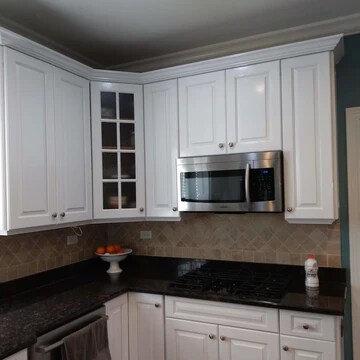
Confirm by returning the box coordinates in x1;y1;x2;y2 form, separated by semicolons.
140;34;344;84
111;12;360;73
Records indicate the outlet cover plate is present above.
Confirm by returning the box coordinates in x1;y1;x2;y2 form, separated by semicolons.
140;230;152;240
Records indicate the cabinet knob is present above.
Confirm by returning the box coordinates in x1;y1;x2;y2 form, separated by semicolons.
218;143;224;149
282;346;289;352
208;334;215;340
303;324;310;330
287;207;293;212
60;212;65;218
228;142;234;148
172;207;178;212
52;212;57;218
140;207;144;212
220;336;226;341
155;303;160;308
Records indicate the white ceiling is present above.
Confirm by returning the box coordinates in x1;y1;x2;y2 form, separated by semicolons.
0;0;359;70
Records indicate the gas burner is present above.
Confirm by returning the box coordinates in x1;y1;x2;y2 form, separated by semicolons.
168;265;289;303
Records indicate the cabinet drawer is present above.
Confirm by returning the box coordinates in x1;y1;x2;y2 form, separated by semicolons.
280;310;336;341
165;296;279;332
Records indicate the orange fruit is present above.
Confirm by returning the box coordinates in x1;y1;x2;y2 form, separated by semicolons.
114;244;122;253
96;246;106;255
106;244;115;254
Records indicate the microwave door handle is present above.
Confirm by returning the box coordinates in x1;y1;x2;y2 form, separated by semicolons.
245;163;251;208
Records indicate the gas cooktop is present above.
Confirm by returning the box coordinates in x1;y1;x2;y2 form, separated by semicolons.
168;264;290;304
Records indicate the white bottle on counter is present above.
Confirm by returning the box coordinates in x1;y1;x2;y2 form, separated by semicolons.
305;254;319;288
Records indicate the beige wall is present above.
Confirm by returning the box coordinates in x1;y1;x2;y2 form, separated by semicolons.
108;213;341;267
0;224;107;282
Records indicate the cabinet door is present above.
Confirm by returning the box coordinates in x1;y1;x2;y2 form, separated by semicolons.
91;82;145;219
280;335;336;360
129;292;165;360
4;349;28;360
54;68;92;223
179;71;226;157
282;52;338;224
144;80;179;218
4;48;56;229
166;318;218;360
105;294;129;360
226;61;282;153
219;326;279;360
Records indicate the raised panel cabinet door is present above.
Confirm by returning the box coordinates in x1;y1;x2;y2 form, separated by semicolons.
280;335;336;360
129;292;165;360
226;61;282;153
166;318;219;360
4;349;28;360
144;80;179;218
105;294;129;360
219;326;279;360
178;71;226;157
282;52;338;224
54;68;92;223
4;48;56;229
91;82;145;219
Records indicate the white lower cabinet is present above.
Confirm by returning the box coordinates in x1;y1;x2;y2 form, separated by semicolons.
166;318;218;360
280;335;336;360
128;292;165;360
3;349;27;360
105;294;129;360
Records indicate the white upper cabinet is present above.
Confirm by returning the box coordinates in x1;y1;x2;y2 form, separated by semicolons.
2;48;92;232
54;68;92;223
179;71;226;157
281;52;338;224
226;61;282;153
144;80;179;218
91;82;145;219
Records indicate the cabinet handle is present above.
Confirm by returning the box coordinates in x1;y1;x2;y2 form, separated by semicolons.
140;208;144;212
282;346;289;352
218;143;224;149
60;212;65;218
220;336;226;341
208;334;215;340
228;142;234;148
287;207;293;212
155;303;160;308
172;207;178;212
52;213;57;218
303;324;310;330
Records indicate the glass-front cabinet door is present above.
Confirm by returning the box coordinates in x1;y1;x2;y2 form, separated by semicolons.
91;82;145;218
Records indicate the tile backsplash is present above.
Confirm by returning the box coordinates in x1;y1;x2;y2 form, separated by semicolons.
108;213;341;267
0;224;107;282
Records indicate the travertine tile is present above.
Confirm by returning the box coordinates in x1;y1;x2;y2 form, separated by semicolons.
108;213;341;268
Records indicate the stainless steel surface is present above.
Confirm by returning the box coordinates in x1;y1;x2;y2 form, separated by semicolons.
282;346;289;351
29;307;106;360
177;151;283;213
228;142;234;148
209;334;215;340
245;162;251;208
287;207;293;212
60;212;65;218
51;213;57;218
218;143;224;149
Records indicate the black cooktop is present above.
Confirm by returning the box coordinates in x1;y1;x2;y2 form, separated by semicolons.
169;263;290;303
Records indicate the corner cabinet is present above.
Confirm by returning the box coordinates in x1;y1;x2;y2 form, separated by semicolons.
1;48;92;232
144;80;179;218
91;82;145;219
281;52;339;224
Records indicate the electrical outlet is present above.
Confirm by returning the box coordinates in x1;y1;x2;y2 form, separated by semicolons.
140;230;152;240
67;235;78;245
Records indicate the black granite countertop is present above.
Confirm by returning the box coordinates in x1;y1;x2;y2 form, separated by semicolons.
0;256;346;359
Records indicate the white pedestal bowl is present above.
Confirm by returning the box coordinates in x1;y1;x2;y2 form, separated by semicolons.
95;249;132;274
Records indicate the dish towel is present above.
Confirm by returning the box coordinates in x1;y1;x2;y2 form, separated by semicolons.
62;317;112;360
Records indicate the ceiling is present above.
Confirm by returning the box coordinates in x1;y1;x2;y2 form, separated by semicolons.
0;0;359;70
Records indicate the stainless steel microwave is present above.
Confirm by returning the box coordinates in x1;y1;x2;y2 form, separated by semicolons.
177;151;284;213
